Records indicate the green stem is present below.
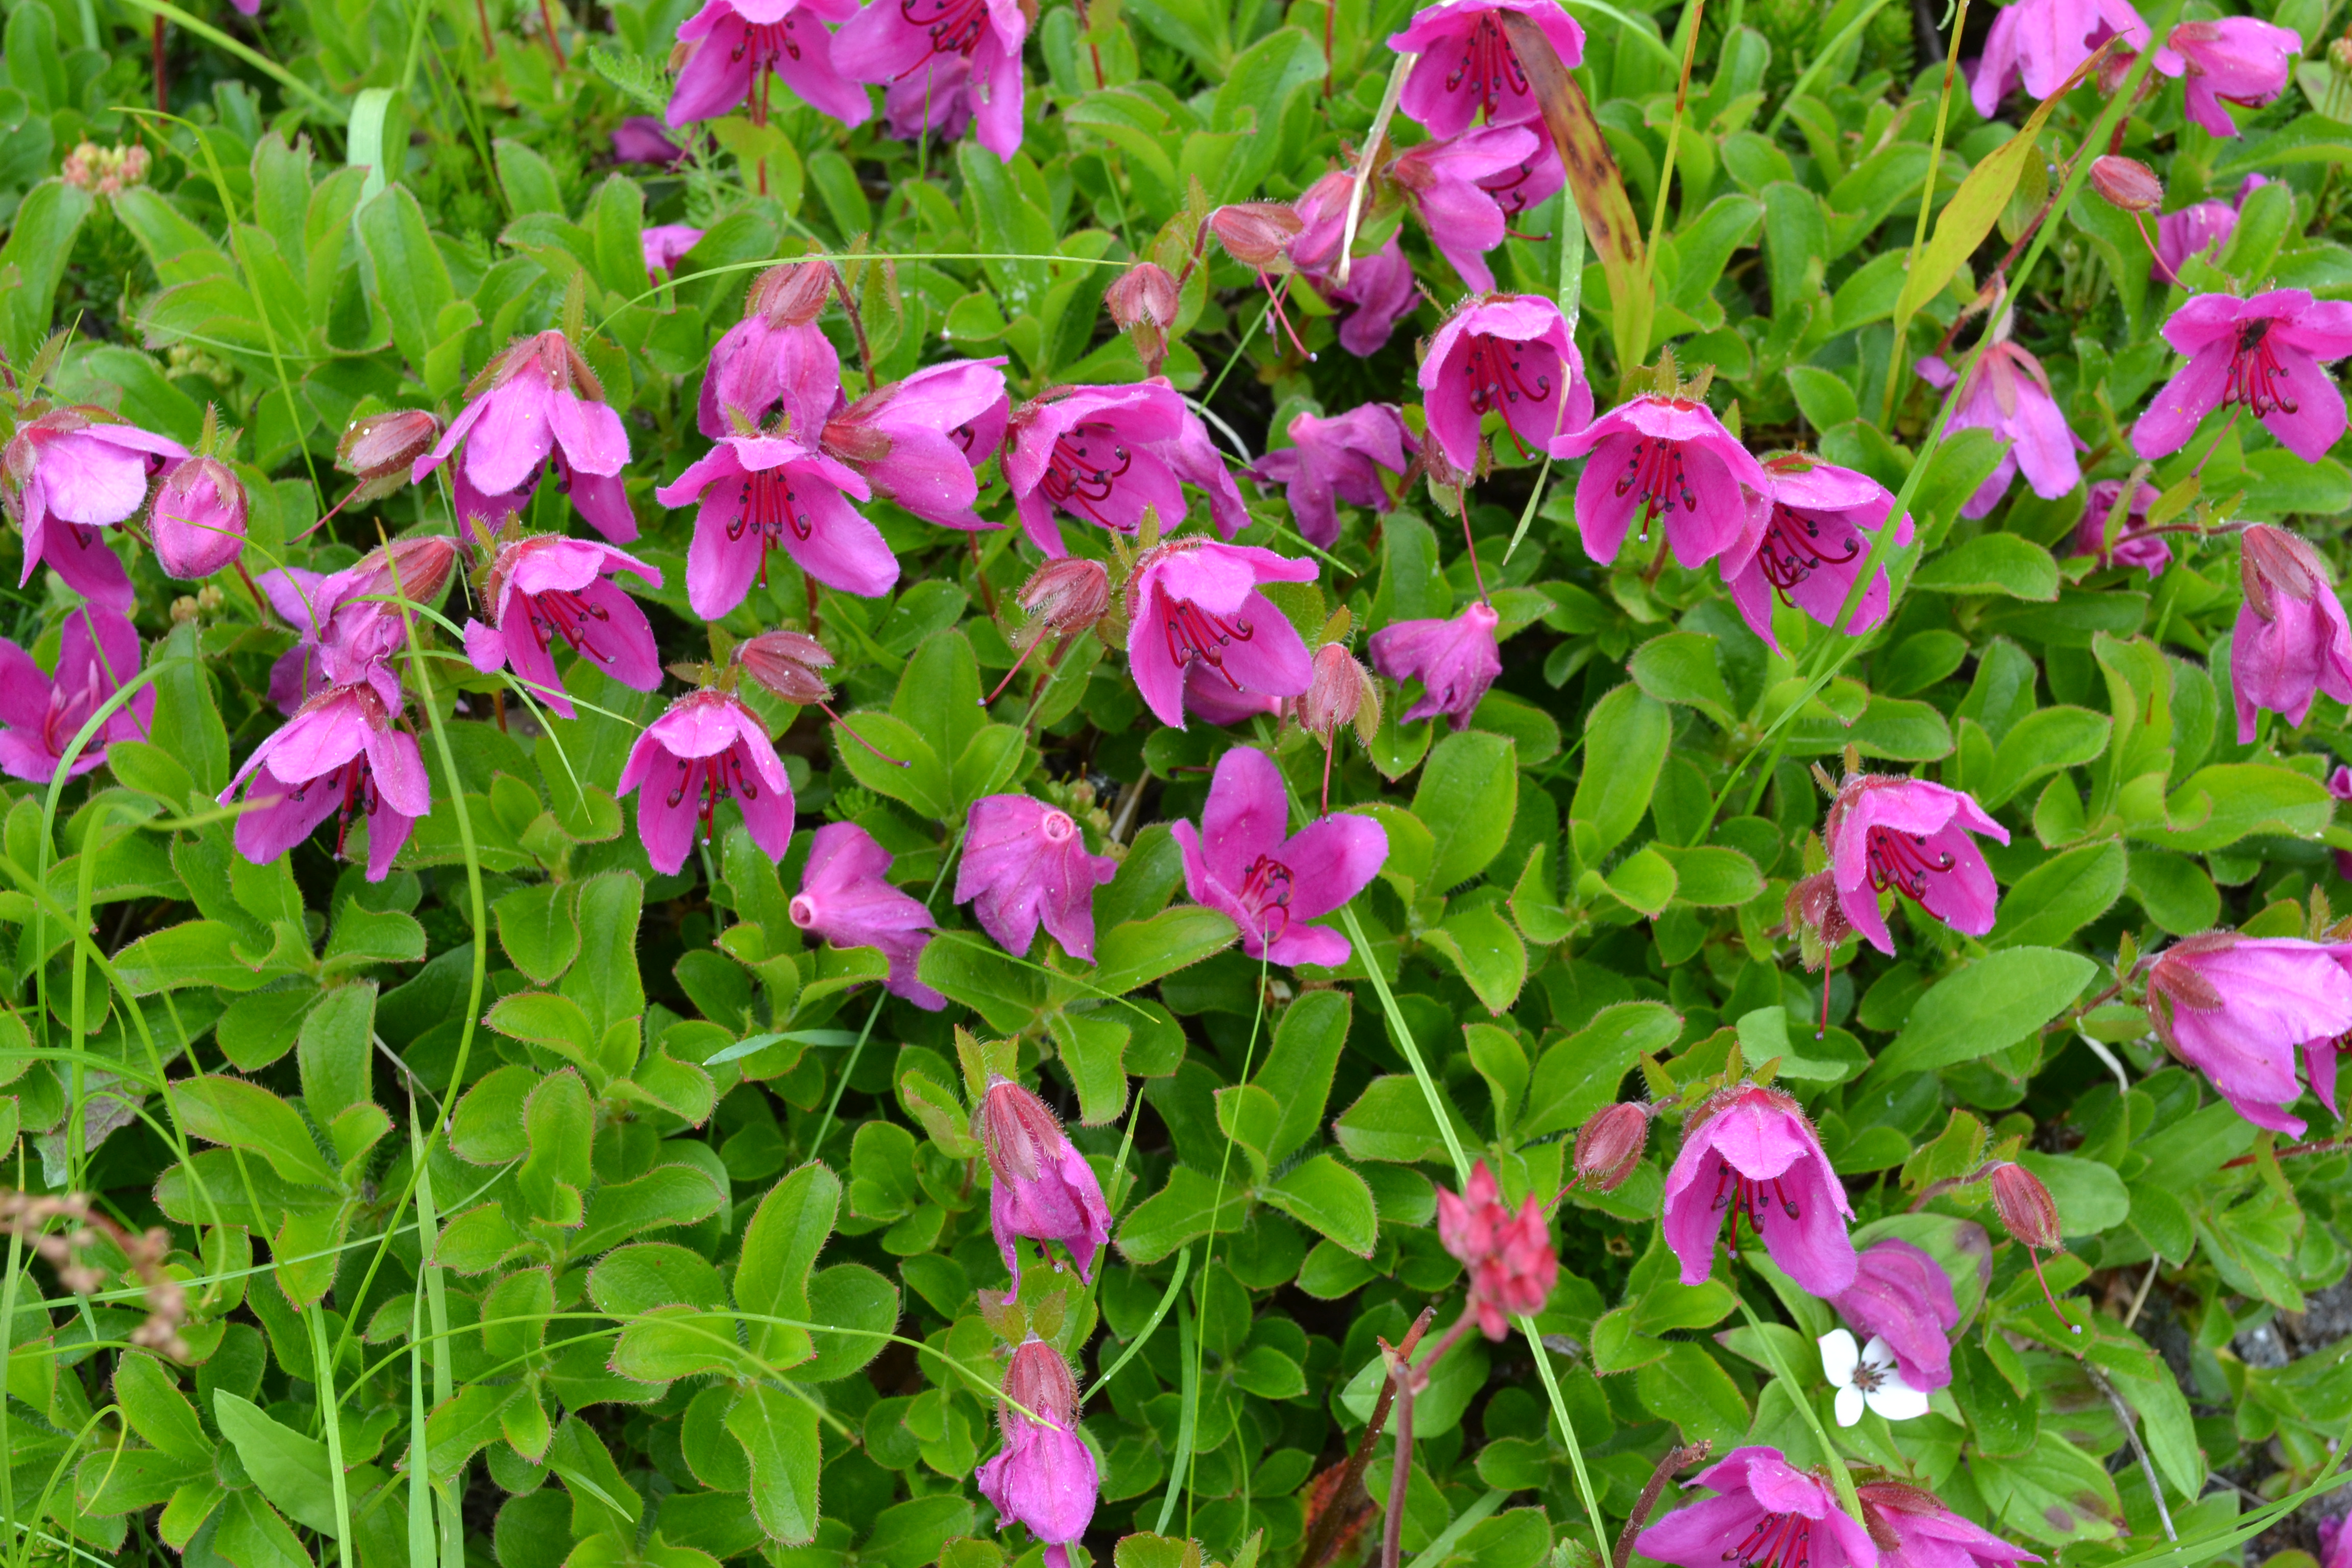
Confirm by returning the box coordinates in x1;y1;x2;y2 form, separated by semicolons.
1734;1292;1863;1523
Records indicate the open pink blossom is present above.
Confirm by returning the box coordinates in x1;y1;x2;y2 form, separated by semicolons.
882;56;974;142
1172;745;1387;969
658;435;897;616
255;535;459;715
1969;0;2153;116
461;535;665;720
1388;0;1585;138
1831;1238;1960;1393
1183;664;1286;726
2321;1515;2352;1568
0;607;154;782
2232;525;2352;741
1557;395;1769;572
955;795;1119;962
789;820;943;1009
2148;934;2352;1137
1369;601;1502;730
2;407;189;609
2131;290;2352;464
2170;17;2299;136
1641;1450;1878;1568
1917;331;2083;518
1825;773;2009;955
699;261;845;440
1479;133;1565;230
641;224;704;281
2072;478;2170;576
1663;1086;1857;1293
1250;404;1416;547
616;688;796;875
1858;1484;2039;1568
1388;124;1545;293
151;455;249;580
220;678;430;883
412;331;635;542
1290;172;1423;356
834;0;1026;159
822;358;1011;530
2153;175;2270;282
1124;539;1317;728
975;1076;1112;1287
1726;455;1913;649
667;0;870;130
976;1337;1097;1568
1004;381;1247;556
1437;1161;1559;1338
1420;295;1593;473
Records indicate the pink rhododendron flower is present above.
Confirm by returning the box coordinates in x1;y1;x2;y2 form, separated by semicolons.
1249;404;1416;547
1368;601;1502;730
1291;172;1423;356
1124;539;1318;728
256;536;459;715
881;55;974;142
2131;290;2352;464
1825;773;2008;955
1556;395;1769;571
412;331;635;542
1663;1085;1857;1293
700;261;845;440
1858;1483;2040;1568
974;1076;1112;1287
0;607;154;783
2169;17;2299;136
1388;0;1585;138
616;688;797;875
1172;745;1388;969
611;116;686;165
461;535;665;720
667;0;870;130
1831;1238;1960;1393
2147;933;2352;1136
658;435;898;616
1727;455;1913;649
2;407;189;609
834;0;1026;159
1436;1160;1559;1338
2072;478;2170;576
1419;295;1592;473
2231;524;2352;741
976;1336;1097;1568
1479;133;1565;230
221;678;431;883
822;357;1010;530
1003;380;1247;556
2153;175;2269;281
1638;1447;1879;1568
641;224;703;280
1969;0;2152;117
1183;664;1287;726
1917;331;2083;518
2320;1515;2352;1568
150;454;249;580
790;820;943;1009
1388;124;1546;292
955;795;1118;962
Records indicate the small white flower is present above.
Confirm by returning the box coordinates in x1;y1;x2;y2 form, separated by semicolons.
1819;1328;1930;1427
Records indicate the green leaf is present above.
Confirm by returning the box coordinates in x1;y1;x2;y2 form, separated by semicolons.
1115;1165;1247;1264
1909;533;2061;600
1422;902;1529;1014
1983;706;2112;809
1634;1342;1751;1450
213;1391;338;1533
1334;1075;1482;1164
727;1384;823;1545
1415;730;1521;889
175;1075;339;1188
1569;684;1669;863
497;880;581;986
1089;905;1238;994
485;991;600;1073
1521;1001;1680;1138
1254;989;1351;1167
1989;840;2125;949
1867;948;2098;1081
114;1353;209;1464
2139;764;2333;852
356;184;457;373
736;1162;839;1368
1630;631;1738;728
0;179;93;361
1261;1154;1379;1257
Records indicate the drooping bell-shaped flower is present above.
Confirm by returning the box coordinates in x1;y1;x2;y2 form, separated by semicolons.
1916;328;2083;519
1419;294;1592;473
2130;289;2352;464
412;331;636;542
1171;745;1388;969
667;0;871;131
1725;455;1913;649
1662;1085;1856;1293
1557;395;1769;572
821;357;1011;530
1249;404;1416;548
2072;479;2170;577
2146;933;2352;1137
657;434;899;616
461;534;666;719
255;535;459;715
2153;175;2269;281
1387;0;1586;139
790;820;943;1009
1368;601;1503;731
1824;772;2008;955
1636;1447;1879;1568
1969;0;2152;116
833;0;1027;159
699;260;846;440
1386;125;1547;293
2228;524;2352;741
2168;17;2299;136
955;796;1120;962
642;224;704;281
220;677;432;883
1830;1238;1959;1393
2;407;189;608
0;607;155;783
973;1075;1113;1289
1857;1483;2041;1568
1124;538;1317;729
1003;380;1247;556
975;1336;1098;1568
615;687;797;875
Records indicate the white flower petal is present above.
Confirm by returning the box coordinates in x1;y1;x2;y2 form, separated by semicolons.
1835;1384;1866;1427
1819;1328;1860;1386
1866;1379;1932;1423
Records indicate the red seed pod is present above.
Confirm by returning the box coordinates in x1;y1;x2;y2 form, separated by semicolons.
1000;1335;1080;1436
1573;1102;1651;1193
2089;155;2163;213
1207;203;1306;268
737;629;838;705
1987;1161;2063;1251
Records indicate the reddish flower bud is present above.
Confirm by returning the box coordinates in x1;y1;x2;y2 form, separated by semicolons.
2090;155;2163;213
1573;1102;1650;1193
1298;642;1376;737
1107;263;1182;375
151;455;249;580
1435;1160;1559;1339
1783;870;1854;967
1987;1161;2063;1251
1207;203;1305;269
737;629;838;705
999;1335;1080;1439
1015;557;1110;635
746;259;838;328
355;534;459;607
973;1076;1112;1292
335;409;443;500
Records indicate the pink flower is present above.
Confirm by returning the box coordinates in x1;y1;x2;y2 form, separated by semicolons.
1556;395;1769;571
2;407;189;609
1857;1485;2039;1568
2321;1516;2352;1568
1388;0;1585;138
1917;333;2082;519
699;261;844;440
220;678;431;883
412;332;635;543
975;1336;1097;1568
658;435;897;617
790;821;942;1009
616;688;797;876
1637;1448;1878;1568
1388;125;1546;292
822;358;1011;531
1436;1161;1559;1339
1825;773;2008;955
461;535;665;720
256;536;459;715
1969;0;2153;116
667;0;870;130
1124;538;1317;728
1369;601;1502;730
1183;665;1287;726
1290;172;1422;356
974;1076;1112;1287
881;56;974;142
2072;478;2170;576
1420;294;1593;473
955;796;1118;961
2231;524;2352;741
2153;175;2269;282
0;607;154;783
2147;934;2352;1137
150;455;248;580
834;0;1026;159
2131;290;2352;464
1726;455;1914;649
1003;381;1247;556
1830;1238;1960;1393
1249;404;1416;547
611;116;686;165
1172;745;1388;969
2169;17;2299;136
642;224;704;281
1663;1086;1857;1293
1479;133;1565;230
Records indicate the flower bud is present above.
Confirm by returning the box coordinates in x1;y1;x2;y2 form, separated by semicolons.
150;455;249;579
1000;1335;1080;1438
2090;155;2163;213
1207;203;1305;269
737;629;838;705
1107;263;1181;373
354;534;459;607
1987;1161;2063;1250
2332;34;2352;75
1298;642;1378;741
1016;557;1110;635
1783;870;1854;969
1572;1102;1650;1193
337;409;444;501
746;259;837;328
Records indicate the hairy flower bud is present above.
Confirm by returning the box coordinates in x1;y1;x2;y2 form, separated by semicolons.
973;1075;1112;1291
337;410;443;501
1107;263;1181;374
1016;557;1110;635
1207;203;1305;268
2089;155;2163;213
746;259;838;327
151;455;249;580
1573;1102;1650;1193
2333;34;2352;75
1986;1161;2062;1250
999;1336;1080;1439
1298;642;1376;738
737;629;838;705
